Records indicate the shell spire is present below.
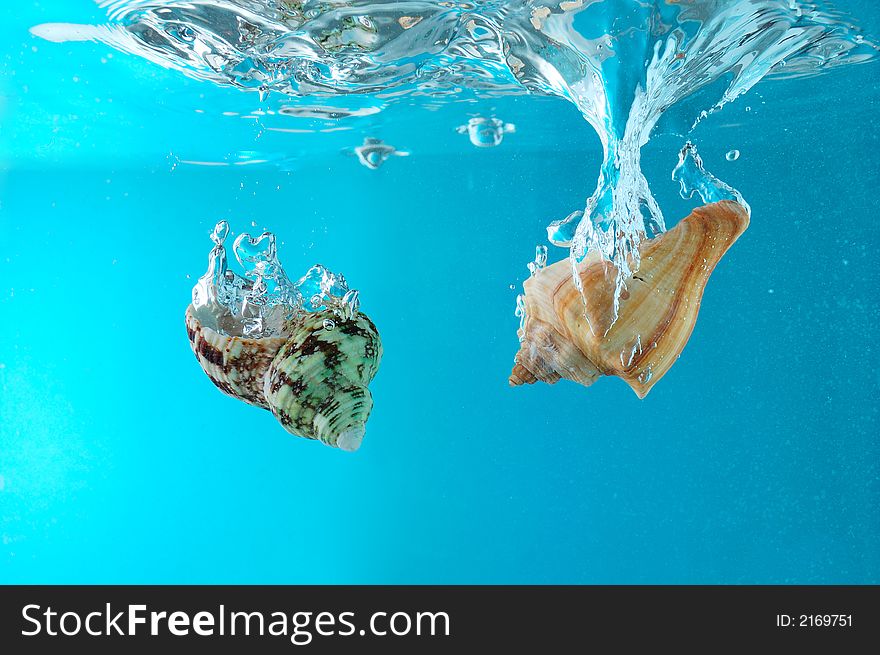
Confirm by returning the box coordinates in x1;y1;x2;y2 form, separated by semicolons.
511;200;749;398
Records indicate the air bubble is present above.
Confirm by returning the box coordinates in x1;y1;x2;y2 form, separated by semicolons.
457;116;515;148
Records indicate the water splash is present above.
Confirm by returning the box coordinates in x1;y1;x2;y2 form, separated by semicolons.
278;105;382;120
547;210;585;248
514;292;527;341
191;221;359;338
527;244;548;276
673;142;750;212
33;0;878;315
456;116;516;147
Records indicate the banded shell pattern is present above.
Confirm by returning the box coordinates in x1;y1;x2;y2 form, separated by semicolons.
510;200;750;397
186;306;382;451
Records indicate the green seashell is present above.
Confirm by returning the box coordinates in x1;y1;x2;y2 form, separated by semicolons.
186;306;382;452
265;311;382;451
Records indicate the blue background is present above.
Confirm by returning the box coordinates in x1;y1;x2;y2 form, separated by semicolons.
1;1;878;583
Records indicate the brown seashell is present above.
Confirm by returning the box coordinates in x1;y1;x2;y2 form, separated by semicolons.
510;200;749;398
185;305;288;409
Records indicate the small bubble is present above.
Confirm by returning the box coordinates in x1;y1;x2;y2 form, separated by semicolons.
322;318;336;331
726;150;740;161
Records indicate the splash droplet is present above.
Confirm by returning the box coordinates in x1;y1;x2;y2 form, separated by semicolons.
673;142;749;211
211;220;229;245
192;224;359;339
528;245;549;275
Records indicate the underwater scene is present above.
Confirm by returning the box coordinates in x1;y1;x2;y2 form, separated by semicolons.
1;0;878;583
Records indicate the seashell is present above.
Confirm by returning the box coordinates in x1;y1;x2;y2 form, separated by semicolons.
510;200;749;398
264;311;381;452
185;305;382;451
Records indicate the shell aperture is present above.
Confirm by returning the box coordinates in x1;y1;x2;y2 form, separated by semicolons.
510;201;749;398
186;222;382;451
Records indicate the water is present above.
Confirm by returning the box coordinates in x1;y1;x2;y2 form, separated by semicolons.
1;0;878;583
30;0;877;308
191;218;358;338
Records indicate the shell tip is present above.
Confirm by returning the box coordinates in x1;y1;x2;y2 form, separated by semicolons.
509;362;536;386
337;426;365;452
628;382;651;400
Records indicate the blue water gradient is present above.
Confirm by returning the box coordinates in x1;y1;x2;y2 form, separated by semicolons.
0;1;878;583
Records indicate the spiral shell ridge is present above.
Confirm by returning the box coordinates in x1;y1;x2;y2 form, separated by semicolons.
186;306;382;451
510;200;750;397
265;312;382;451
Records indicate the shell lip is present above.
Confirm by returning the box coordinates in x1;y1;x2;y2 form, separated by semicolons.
186;302;295;343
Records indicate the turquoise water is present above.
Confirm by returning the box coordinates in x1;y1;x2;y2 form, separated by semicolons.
1;0;878;583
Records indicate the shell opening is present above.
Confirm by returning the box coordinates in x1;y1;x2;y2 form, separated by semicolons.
191;220;361;339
